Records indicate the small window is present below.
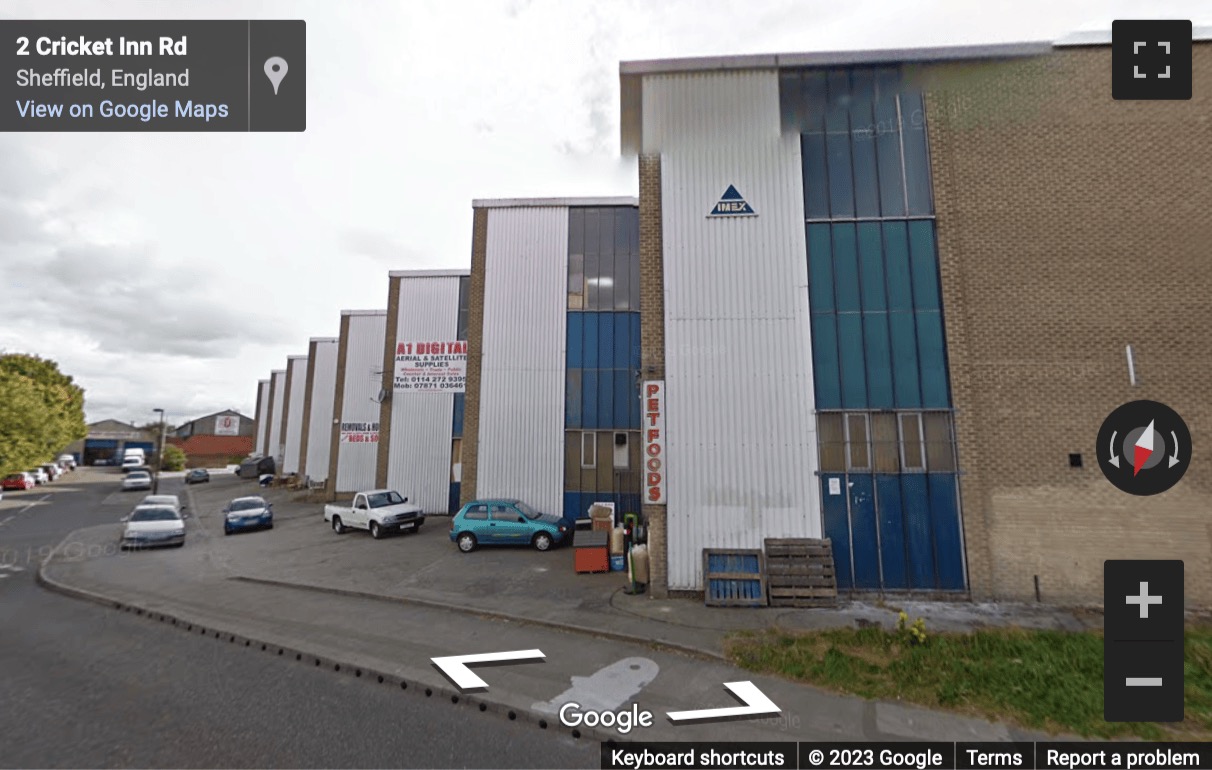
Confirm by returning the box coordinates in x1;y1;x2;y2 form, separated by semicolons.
490;505;515;521
581;432;596;468
613;432;629;469
845;413;870;471
899;413;925;471
463;505;488;521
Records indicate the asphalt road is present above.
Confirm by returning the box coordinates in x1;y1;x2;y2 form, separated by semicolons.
0;468;597;769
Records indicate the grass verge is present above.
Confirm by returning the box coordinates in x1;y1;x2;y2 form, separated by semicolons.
724;623;1212;739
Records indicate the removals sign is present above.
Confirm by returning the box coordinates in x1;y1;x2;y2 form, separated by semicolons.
643;381;666;504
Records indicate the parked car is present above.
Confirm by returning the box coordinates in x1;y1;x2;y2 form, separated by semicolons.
140;494;185;517
449;499;574;553
121;456;145;472
237;455;275;479
184;468;210;484
122;470;153;491
57;454;77;470
324;489;423;539
119;505;186;549
27;468;49;485
40;463;62;481
223;496;273;535
2;473;35;491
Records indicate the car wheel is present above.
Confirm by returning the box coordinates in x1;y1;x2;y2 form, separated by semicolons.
332;516;346;534
224;528;231;536
533;532;553;551
456;533;477;553
266;522;273;530
370;521;383;539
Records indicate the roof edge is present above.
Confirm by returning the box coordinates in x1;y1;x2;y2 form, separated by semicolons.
473;196;638;209
387;269;471;278
307;337;339;343
339;309;388;316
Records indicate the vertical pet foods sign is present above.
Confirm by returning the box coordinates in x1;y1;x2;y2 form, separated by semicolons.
643;381;666;504
394;341;467;393
340;422;379;443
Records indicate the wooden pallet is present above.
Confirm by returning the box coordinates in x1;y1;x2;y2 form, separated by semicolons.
702;549;767;607
764;538;838;607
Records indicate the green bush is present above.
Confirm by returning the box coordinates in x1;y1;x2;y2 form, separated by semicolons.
160;444;187;472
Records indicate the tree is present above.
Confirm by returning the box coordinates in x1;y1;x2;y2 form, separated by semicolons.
159;444;187;472
0;354;87;475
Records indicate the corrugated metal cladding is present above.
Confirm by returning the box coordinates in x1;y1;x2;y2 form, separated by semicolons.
644;70;822;591
335;312;387;493
386;276;460;514
304;340;339;483
477;206;568;516
266;371;287;467
254;380;271;455
281;356;308;475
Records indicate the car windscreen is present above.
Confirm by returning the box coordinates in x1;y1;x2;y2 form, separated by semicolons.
129;507;179;522
513;501;541;519
127;472;150;480
4;474;22;481
367;491;404;508
229;499;265;511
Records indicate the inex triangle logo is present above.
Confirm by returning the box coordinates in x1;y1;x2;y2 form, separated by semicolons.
709;185;756;217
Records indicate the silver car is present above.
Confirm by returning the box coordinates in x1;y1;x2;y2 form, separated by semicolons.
120;505;186;549
122;471;153;491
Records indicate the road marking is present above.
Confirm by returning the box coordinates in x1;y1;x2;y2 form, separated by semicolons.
533;658;659;715
0;517;13;527
18;494;51;515
0;564;24;572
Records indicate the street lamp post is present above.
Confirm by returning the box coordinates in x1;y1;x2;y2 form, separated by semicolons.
153;408;167;494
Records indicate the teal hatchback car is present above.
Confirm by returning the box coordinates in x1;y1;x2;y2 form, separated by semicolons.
449;499;575;552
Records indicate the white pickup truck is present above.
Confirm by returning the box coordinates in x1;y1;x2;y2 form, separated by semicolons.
323;489;424;539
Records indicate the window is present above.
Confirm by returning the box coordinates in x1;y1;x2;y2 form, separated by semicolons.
817;413;846;472
898;413;925;471
845;413;870;471
490;505;516;521
463;505;488;520
581;431;596;468
613;432;629;469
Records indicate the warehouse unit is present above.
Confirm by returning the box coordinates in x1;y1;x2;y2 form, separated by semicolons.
619;34;1212;603
327;310;388;496
253;379;271;456
460;197;641;522
375;270;470;515
298;337;339;485
279;355;309;477
265;370;287;470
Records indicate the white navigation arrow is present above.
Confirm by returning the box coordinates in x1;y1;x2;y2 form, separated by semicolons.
666;681;780;723
1108;430;1120;468
431;649;545;691
1169;431;1181;468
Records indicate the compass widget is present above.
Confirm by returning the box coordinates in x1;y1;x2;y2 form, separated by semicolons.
1097;400;1191;495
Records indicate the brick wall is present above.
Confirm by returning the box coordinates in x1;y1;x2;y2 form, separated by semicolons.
638;154;670;598
376;276;403;489
460;207;489;506
927;44;1212;606
325;313;353;502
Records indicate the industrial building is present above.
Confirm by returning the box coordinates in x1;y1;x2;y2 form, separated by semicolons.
252;379;271;457
169;409;254;468
328;310;387;495
374;270;470;515
264;370;286;470
459;197;643;522
279;355;309;477
617;34;1212;603
66;420;158;466
298;337;339;485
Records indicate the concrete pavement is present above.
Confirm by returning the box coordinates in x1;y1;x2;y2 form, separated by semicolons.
37;471;1081;745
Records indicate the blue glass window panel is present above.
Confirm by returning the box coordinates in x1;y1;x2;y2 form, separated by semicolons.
614;370;633;429
916;310;950;408
452;392;466;437
802;133;830;220
581;370;599;430
857;222;886;311
584;210;600;309
566;312;583;369
598;311;615;370
899;473;936;590
613;314;631;369
811;314;841;409
565;370;582;428
831;224;860;312
849;70;881;218
821;475;854;588
899;90;934;216
824;113;854;217
889;310;922;408
807;224;834;312
630;312;642;369
908;220;940;311
863;312;894;408
927;474;966;590
882;222;913;312
847;475;881;589
582;312;599;369
875;474;908;589
873;68;906;218
837;313;867;409
598;369;616;427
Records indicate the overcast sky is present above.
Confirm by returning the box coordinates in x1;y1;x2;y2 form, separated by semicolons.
2;0;1209;426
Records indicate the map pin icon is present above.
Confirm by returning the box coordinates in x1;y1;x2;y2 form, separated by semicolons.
264;56;288;95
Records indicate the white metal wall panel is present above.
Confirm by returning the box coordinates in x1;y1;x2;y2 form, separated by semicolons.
476;207;568;516
335;312;387;493
254;380;271;456
644;70;822;591
281;356;308;475
266;370;287;469
304;340;339;483
386;276;461;514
